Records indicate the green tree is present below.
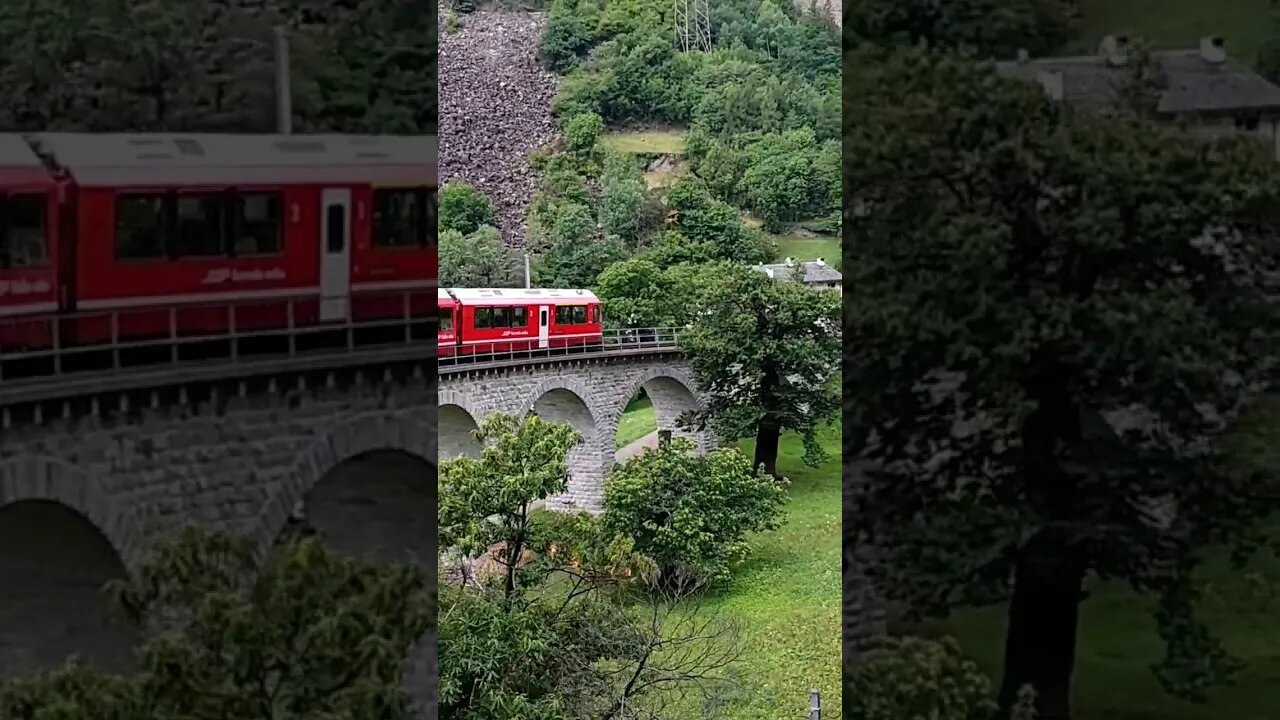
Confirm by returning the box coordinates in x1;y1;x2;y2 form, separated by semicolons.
603;438;788;587
562;111;604;155
682;262;841;476
439;413;582;598
440;225;519;287
534;234;629;289
437;413;745;718
439;182;495;236
599;151;648;242
844;48;1280;719
595;257;692;328
0;528;433;719
664;177;775;264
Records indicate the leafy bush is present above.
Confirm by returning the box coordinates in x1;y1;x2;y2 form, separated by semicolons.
440;225;520;287
664;177;775;263
603;438;788;587
562;111;604;155
540;9;594;73
599;151;647;241
846;636;1038;720
439;182;494;236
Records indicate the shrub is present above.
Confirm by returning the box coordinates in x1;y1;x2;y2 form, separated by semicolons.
846;636;1038;720
439;183;494;236
603;439;787;587
562;112;604;155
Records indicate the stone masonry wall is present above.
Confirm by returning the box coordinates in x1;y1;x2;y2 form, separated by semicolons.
0;365;438;711
439;355;713;511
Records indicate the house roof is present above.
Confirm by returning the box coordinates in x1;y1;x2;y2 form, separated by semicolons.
994;46;1280;115
754;261;842;284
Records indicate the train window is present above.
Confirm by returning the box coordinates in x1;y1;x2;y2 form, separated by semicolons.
174;196;224;258
440;312;453;333
373;188;432;249
232;194;282;256
0;194;47;269
116;195;168;260
512;307;527;327
475;307;493;329
555;305;588;325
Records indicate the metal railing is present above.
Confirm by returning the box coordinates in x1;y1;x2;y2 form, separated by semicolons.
0;289;436;388
438;326;683;368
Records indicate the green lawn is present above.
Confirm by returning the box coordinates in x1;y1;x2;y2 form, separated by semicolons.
1072;0;1270;61
774;235;841;269
615;394;656;448
600;129;687;155
929;396;1280;719
927;549;1280;720
690;423;842;719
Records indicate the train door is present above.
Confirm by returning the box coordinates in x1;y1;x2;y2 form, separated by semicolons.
538;305;550;349
320;188;351;322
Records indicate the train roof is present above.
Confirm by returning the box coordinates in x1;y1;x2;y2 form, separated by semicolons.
445;288;600;304
438;288;455;303
29;133;438;188
0;133;55;188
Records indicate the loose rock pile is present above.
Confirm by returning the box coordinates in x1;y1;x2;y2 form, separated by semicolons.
439;11;559;247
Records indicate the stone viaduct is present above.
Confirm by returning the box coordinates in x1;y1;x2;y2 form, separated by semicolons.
0;340;714;712
0;357;437;712
439;352;713;511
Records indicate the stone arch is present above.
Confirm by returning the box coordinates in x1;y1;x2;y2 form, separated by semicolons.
253;411;436;557
522;377;609;511
0;455;144;675
609;366;713;457
0;455;143;570
438;389;485;459
251;412;437;716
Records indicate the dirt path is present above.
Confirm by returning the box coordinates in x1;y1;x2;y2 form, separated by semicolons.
615;431;659;462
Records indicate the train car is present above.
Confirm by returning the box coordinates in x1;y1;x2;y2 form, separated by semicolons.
28;132;436;344
438;288;458;356
444;288;603;355
0;134;60;348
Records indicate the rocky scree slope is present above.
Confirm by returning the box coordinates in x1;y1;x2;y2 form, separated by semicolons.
439;11;558;247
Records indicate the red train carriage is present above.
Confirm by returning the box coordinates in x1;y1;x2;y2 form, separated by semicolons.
21;132;436;345
0;134;60;347
441;288;603;355
438;288;458;357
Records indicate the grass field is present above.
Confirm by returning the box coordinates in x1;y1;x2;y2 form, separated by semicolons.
600;129;687;155
704;422;842;719
927;550;1280;720
615;393;656;448
610;401;842;718
928;397;1280;718
1072;0;1270;61
773;235;841;269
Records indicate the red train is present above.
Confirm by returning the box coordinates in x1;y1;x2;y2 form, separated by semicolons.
0;132;436;350
438;288;603;356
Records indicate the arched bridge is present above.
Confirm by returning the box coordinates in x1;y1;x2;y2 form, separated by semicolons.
0;290;438;713
439;327;713;511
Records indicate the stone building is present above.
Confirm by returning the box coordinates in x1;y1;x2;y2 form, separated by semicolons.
753;257;842;294
996;35;1280;157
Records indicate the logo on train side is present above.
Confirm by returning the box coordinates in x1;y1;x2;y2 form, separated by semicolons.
201;268;287;285
500;330;531;338
0;279;52;297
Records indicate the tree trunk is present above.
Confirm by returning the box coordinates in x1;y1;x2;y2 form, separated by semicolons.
754;420;781;477
997;538;1086;720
